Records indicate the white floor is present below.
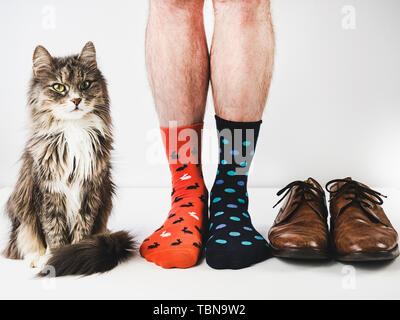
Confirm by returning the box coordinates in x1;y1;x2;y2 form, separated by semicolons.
0;186;399;300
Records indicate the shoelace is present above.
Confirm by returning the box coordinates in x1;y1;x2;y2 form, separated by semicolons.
273;180;326;216
325;179;387;216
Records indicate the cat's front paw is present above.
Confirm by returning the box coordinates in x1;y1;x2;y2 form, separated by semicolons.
26;250;51;269
26;253;44;269
37;254;51;270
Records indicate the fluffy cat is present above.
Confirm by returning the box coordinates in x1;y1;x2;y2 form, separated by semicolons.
3;42;136;277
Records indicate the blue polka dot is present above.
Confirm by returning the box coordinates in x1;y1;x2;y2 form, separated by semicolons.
213;197;222;203
225;188;236;193
227;171;236;176
216;224;227;230
222;139;229;145
255;236;264;240
237;181;245;186
243;227;253;231
221;160;228;165
216;180;224;185
245;193;248;197
227;204;238;209
240;162;247;167
229;232;241;237
209;223;213;230
250;150;255;156
242;241;253;246
231;150;239;156
219;148;222;154
238;198;245;204
216;170;220;175
230;216;241;222
215;211;224;217
243;141;251;147
216;239;227;244
242;212;250;218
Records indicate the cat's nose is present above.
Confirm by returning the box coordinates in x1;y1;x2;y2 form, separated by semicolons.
71;98;82;106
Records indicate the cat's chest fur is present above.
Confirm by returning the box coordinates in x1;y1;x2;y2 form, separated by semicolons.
37;119;102;229
63;123;96;227
62;121;96;181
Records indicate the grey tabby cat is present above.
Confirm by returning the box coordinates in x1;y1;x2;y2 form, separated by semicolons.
3;42;135;277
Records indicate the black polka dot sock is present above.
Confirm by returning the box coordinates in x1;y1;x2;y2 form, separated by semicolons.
205;115;272;269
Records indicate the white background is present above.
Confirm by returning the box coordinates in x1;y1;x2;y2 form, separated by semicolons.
0;0;399;190
0;0;400;301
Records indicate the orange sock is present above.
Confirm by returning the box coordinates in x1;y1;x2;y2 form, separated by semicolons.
140;123;208;269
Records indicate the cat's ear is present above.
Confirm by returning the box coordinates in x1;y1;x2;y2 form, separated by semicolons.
79;41;97;68
33;45;53;76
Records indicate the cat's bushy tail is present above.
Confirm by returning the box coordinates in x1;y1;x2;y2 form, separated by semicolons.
38;231;136;277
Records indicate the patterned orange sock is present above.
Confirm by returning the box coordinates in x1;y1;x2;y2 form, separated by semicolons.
140;123;208;269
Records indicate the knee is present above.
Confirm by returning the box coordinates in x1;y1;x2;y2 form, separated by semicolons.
214;0;270;11
214;0;270;6
153;0;205;12
213;0;271;22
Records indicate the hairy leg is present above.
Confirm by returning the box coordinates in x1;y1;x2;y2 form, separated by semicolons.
146;0;209;127
211;0;275;122
206;0;275;269
142;0;209;269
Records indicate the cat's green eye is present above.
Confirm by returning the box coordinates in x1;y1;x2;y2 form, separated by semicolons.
52;83;66;93
80;80;91;90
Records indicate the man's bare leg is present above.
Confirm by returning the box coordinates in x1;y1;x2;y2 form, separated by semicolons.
141;0;209;269
206;0;275;270
146;0;209;127
211;0;275;122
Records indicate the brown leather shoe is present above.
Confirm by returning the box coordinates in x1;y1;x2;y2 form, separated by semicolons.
326;178;399;262
269;178;330;260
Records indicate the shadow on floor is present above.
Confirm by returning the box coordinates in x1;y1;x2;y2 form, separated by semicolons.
275;256;398;271
337;259;398;271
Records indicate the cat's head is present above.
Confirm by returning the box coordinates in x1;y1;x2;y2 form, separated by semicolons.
29;42;109;121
